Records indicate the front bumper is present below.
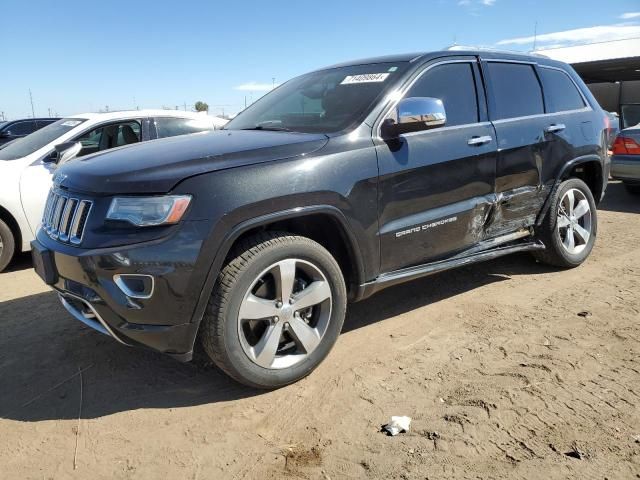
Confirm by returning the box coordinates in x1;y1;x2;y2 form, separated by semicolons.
32;220;214;361
611;155;640;182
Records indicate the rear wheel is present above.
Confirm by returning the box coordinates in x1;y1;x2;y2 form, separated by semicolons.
623;182;640;195
200;232;347;389
0;219;16;273
534;178;597;268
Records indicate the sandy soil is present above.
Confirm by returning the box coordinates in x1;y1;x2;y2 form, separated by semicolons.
0;181;639;480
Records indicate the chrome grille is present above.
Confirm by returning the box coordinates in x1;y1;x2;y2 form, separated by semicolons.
42;190;92;244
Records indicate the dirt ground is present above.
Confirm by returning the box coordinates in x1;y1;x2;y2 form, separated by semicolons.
0;181;639;480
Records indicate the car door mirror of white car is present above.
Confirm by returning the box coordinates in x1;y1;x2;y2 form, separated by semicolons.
44;141;82;165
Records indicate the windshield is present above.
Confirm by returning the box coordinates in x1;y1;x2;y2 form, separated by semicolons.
225;62;410;134
0;118;87;160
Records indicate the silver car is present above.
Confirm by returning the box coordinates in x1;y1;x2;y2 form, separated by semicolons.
611;126;640;194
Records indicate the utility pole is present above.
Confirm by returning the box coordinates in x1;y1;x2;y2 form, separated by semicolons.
532;21;538;51
272;77;276;90
29;89;36;118
48;107;52;117
183;101;187;111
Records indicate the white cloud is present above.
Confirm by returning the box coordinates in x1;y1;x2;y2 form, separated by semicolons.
458;0;495;6
496;24;640;47
481;0;496;5
233;82;279;91
620;12;640;19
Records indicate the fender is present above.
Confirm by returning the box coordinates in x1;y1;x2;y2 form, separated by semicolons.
188;204;367;328
535;154;604;226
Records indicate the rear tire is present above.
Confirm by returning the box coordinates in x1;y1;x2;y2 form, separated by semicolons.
200;232;347;389
623;183;640;195
533;178;597;268
0;219;16;273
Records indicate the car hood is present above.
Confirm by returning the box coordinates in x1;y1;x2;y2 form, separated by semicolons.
55;130;329;194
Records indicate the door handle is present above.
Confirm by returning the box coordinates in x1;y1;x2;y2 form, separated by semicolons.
545;123;566;133
467;135;492;146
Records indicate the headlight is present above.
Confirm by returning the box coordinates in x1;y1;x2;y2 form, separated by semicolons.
106;195;192;226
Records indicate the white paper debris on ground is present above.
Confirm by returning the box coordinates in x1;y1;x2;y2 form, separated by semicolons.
382;416;412;436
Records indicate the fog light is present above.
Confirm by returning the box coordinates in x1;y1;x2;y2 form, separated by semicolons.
114;274;155;299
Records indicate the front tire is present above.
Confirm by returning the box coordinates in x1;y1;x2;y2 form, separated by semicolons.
534;178;597;268
200;232;347;389
0;219;16;273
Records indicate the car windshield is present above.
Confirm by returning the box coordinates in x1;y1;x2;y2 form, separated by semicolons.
0;118;87;161
225;62;410;134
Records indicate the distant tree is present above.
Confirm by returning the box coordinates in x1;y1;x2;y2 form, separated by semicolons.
194;101;209;112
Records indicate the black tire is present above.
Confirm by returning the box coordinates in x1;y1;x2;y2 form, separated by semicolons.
533;178;597;268
200;232;347;389
623;183;640;195
0;219;16;273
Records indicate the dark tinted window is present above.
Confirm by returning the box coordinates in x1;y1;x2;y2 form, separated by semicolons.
8;120;38;136
37;119;58;129
488;63;544;120
621;104;640;129
155;117;214;138
540;68;585;113
406;63;479;127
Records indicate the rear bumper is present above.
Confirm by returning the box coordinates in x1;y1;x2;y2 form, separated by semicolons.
32;221;215;361
611;155;640;182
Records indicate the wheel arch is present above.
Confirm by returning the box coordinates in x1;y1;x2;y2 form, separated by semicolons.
536;154;604;226
0;204;23;255
190;205;366;332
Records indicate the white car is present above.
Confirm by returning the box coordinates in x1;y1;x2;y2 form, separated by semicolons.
0;110;226;271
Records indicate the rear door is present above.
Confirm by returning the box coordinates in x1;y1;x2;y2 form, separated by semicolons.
482;60;550;236
375;58;498;272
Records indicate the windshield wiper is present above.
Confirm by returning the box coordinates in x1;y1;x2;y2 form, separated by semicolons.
241;125;292;132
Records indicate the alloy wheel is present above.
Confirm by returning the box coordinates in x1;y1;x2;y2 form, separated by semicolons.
237;258;332;369
557;188;592;255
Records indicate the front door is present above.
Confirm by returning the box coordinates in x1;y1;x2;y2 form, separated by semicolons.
375;59;498;273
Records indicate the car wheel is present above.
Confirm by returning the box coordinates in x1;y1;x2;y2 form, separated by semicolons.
200;232;347;389
623;183;640;195
533;178;597;268
0;219;16;273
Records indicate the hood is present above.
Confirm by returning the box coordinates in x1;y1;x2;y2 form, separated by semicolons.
55;130;329;194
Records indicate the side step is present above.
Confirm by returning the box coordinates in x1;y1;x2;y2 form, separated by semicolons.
363;240;545;295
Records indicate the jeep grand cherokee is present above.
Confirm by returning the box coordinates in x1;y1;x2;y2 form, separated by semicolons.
31;50;609;388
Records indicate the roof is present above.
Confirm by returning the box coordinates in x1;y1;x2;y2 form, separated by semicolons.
69;109;213;121
322;49;558;70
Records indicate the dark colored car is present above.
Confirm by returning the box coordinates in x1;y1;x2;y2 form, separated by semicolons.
0;118;60;146
611;127;640;193
32;50;609;388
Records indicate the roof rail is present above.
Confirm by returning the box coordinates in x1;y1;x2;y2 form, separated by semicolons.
444;44;549;58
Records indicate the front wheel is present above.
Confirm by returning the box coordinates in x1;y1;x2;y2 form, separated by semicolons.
200;232;347;389
0;219;16;273
533;178;597;268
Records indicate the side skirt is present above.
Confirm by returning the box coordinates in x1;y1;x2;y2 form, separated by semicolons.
357;239;545;299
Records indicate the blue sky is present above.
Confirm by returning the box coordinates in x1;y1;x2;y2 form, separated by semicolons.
1;0;639;119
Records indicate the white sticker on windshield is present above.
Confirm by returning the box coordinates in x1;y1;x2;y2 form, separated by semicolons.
61;120;81;127
341;73;390;85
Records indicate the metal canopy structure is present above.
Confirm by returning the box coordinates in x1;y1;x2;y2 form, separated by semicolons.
535;37;640;84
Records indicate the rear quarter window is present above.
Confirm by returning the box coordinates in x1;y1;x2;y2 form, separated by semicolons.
487;62;544;120
539;67;586;113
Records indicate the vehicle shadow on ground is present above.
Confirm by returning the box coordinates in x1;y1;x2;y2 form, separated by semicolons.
597;181;640;214
4;252;33;273
0;251;555;423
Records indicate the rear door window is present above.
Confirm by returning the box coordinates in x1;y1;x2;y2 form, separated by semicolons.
405;62;479;127
487;62;544;120
154;117;214;138
539;68;585;113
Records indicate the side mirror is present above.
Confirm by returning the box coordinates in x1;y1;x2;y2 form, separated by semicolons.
381;97;447;139
43;141;82;164
0;130;13;138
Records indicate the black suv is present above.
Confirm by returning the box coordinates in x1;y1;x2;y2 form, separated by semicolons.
0;118;60;146
32;51;609;388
